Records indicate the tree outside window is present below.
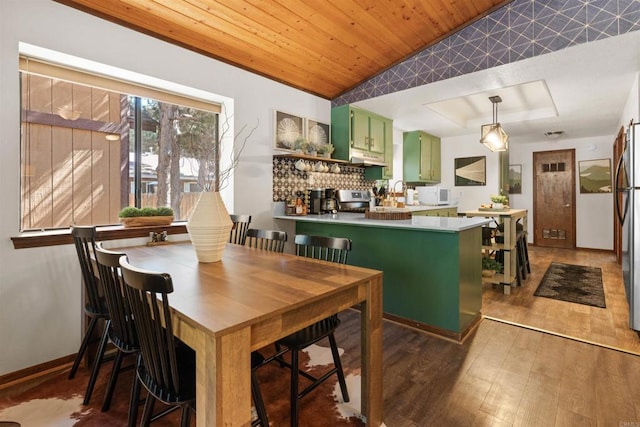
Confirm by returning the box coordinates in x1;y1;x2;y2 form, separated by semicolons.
20;70;219;231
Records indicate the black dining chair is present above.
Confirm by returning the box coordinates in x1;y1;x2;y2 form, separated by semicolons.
245;228;287;252
119;257;269;427
273;234;351;427
229;214;252;245
94;244;141;423
68;226;111;407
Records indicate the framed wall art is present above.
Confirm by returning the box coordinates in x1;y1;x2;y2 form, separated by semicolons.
509;164;522;194
274;110;304;151
454;156;486;186
306;119;330;146
579;158;612;193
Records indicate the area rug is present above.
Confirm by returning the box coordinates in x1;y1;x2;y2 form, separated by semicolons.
534;262;606;308
0;344;366;426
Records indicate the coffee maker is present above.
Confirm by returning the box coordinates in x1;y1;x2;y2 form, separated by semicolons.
307;188;325;214
322;188;338;213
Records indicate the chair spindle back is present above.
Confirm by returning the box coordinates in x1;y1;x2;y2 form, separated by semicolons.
245;229;287;253
71;226;104;316
229;214;252;245
94;244;138;351
294;234;351;265
119;257;183;401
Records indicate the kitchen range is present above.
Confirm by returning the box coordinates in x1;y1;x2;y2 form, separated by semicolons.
336;189;371;212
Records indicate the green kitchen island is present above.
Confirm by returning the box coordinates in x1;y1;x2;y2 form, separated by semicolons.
274;212;491;341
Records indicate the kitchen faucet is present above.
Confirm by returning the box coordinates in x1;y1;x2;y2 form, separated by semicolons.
393;180;405;205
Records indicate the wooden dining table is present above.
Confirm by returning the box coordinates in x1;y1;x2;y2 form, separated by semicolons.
116;241;384;426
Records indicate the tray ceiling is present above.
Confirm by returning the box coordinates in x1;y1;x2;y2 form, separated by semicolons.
55;0;510;99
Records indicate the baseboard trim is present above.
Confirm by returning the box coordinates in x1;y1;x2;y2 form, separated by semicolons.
0;354;74;390
528;242;614;253
382;312;482;343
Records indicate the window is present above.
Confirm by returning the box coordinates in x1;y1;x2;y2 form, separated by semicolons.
19;56;221;231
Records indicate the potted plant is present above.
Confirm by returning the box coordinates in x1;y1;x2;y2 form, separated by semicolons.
490;191;509;209
293;137;308;154
482;256;503;277
118;206;174;228
281;138;296;151
316;143;334;158
306;140;319;156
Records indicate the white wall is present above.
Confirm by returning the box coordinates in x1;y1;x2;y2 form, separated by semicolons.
440;134;503;211
0;0;329;375
619;72;639;129
509;136;614;250
438;133;614;250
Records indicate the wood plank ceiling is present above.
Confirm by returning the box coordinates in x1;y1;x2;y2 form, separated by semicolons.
55;0;510;99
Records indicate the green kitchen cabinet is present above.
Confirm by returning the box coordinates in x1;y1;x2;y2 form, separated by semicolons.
332;105;393;179
403;130;441;184
368;114;386;154
293;220;482;340
364;125;393;180
350;107;371;151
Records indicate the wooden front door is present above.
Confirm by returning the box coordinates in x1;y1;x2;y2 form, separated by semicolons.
533;149;576;248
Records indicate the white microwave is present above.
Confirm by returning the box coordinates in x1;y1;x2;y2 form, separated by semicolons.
417;186;451;205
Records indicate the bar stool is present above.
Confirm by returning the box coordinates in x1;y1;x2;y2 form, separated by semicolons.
517;230;530;277
495;248;522;287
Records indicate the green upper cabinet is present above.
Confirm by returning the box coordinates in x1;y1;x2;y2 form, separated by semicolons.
368;115;386;154
350;108;370;151
365;122;393;180
332;105;393;179
403;130;441;184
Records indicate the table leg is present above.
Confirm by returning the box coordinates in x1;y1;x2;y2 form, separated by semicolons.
195;327;252;426
361;275;383;425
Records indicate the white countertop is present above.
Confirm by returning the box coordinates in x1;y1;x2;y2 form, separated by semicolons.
370;204;457;213
273;212;490;233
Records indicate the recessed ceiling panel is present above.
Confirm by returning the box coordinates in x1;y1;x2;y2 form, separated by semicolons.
422;80;557;129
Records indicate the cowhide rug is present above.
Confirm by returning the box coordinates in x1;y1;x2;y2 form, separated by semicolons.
0;344;367;426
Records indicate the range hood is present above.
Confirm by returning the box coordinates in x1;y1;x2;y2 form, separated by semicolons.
350;149;387;167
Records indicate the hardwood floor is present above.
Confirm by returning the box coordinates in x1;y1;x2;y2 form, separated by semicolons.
3;245;640;426
337;245;640;425
482;245;640;354
336;308;640;426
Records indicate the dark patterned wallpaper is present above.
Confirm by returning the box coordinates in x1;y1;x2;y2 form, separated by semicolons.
334;0;640;106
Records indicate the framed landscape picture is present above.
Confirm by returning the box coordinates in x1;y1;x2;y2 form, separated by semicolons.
274;110;304;151
509;164;522;194
579;158;612;193
454;156;486;186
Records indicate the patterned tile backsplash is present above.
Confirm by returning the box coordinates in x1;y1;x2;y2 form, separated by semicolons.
272;156;375;202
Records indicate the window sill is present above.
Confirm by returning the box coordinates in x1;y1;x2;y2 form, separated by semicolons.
11;222;188;249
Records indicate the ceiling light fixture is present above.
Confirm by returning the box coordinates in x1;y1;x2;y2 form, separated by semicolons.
105;134;120;141
480;96;508;152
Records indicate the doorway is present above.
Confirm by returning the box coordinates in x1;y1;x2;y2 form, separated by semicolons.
533;149;576;248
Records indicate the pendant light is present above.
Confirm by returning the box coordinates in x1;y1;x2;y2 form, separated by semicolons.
480;96;508;152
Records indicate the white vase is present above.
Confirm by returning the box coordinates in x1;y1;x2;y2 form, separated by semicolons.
186;191;233;263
